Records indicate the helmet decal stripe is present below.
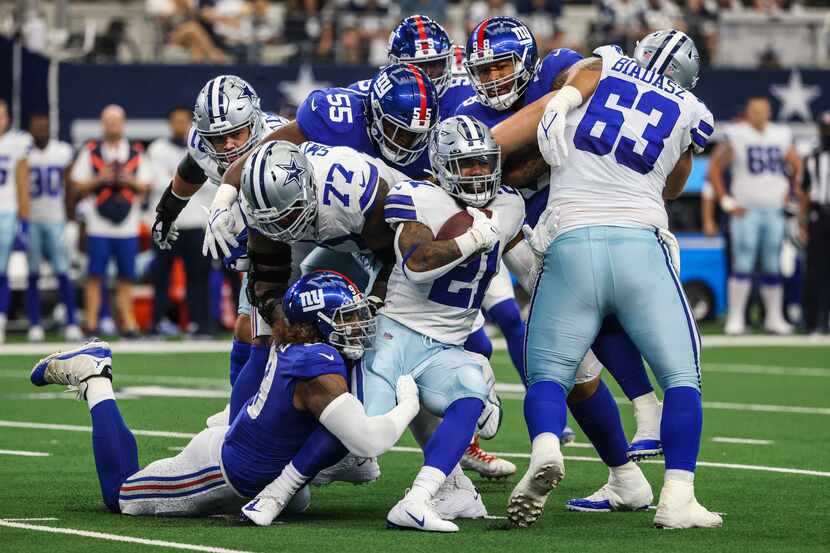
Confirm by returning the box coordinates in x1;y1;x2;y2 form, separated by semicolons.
216;76;226;121
257;142;277;209
657;35;688;76
248;143;267;210
414;15;429;54
205;79;216;122
210;78;223;123
409;66;428;125
645;30;677;71
476;18;490;53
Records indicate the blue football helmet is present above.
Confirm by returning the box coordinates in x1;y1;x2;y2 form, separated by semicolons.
283;271;376;360
387;15;453;97
465;17;540;111
368;63;439;166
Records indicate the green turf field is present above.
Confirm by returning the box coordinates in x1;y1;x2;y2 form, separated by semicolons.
1;344;828;552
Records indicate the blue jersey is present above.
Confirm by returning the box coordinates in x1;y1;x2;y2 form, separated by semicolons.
221;342;348;497
296;87;431;180
454;48;583;226
348;76;474;123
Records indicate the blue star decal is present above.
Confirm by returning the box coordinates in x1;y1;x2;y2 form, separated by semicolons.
238;83;256;102
278;157;306;187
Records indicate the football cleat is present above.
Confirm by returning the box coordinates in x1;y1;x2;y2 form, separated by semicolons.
653;479;722;529
560;425;576;445
430;470;487;520
566;464;653;512
507;434;564;528
30;340;113;398
27;325;45;342
242;485;311;526
64;324;84;342
387;494;459;532
206;404;230;428
311;454;380;486
461;435;516;479
724;317;745;336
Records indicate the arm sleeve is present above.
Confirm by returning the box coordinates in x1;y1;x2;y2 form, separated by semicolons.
177;153;208;184
689;105;715;154
318;392;419;458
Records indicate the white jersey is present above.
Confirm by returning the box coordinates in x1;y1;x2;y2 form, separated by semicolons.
549;45;714;236
382;182;525;345
0;129;33;215
724;121;792;209
187;112;289;186
27;140;74;223
147;137;215;229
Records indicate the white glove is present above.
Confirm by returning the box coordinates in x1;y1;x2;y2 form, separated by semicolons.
522;206;560;258
466;207;500;252
659;228;681;274
537;109;569;168
395;375;419;407
202;207;238;259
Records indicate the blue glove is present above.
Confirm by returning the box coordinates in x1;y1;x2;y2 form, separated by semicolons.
14;219;29;250
223;227;250;272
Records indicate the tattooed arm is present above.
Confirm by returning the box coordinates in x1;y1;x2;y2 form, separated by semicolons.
397;221;463;274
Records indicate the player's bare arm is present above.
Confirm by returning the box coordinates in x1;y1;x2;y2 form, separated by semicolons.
247;228;293;328
294;373;350;417
223;121;308;190
398;220;463;273
785;145;804;196
707;141;744;215
501;145;549;189
15;156;29;219
361;178;394;299
664;147;694;200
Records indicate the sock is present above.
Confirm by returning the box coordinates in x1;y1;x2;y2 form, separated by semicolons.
665;468;695;483
727;275;751;325
229;344;269;422
291;425;349;478
89;396;140;513
0;274;9;315
423;397;483;476
632;392;662;439
568;380;629;467
661;386;702;473
463;326;492;360
592;330;653;401
58;274;77;325
524;380;568;441
86;377;116;410
407;465;446;503
229;339;252;386
26;274;40;326
760;279;787;326
486;299;527;382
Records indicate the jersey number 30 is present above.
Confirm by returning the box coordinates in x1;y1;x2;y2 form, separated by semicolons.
574;76;681;175
428;243;500;309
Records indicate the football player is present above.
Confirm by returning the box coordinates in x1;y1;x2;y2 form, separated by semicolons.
29;271;419;519
363;115;556;531
468;16;664;461
151;75;288;427
0;99;31;343
510;31;721;529
707;96;802;335
25;112;82;342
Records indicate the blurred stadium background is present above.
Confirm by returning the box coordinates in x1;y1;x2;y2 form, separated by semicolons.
1;0;830;338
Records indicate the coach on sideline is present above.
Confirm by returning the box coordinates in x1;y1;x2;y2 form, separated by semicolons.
71;104;153;338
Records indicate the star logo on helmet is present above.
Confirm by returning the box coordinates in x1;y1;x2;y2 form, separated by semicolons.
278;157;306;187
238;83;256;102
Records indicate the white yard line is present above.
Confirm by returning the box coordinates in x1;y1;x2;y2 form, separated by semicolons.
0;520;258;553
0;370;230;389
1;518;59;521
0;420;196;439
705;364;830;378
712;437;774;445
0;448;50;457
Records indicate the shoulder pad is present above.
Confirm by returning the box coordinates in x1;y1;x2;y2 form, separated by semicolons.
297;88;365;141
384;180;436;225
279;343;348;382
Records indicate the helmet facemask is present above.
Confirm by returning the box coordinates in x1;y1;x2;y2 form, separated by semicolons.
370;102;433;166
465;51;536;111
435;150;501;208
319;295;377;360
391;52;452;97
198;115;264;170
241;176;318;243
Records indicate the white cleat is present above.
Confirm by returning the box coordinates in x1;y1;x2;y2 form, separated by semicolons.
461;436;516;479
507;434;564;528
567;464;653;512
241;485;311;526
764;319;793;335
206;404;230;427
724;317;745;336
28;325;45;342
653;480;723;529
64;324;84;342
30;340;113;397
430;470;487;520
387;495;459;532
311;454;380;486
100;317;117;336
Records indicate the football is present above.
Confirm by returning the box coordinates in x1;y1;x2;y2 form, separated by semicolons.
435;208;492;240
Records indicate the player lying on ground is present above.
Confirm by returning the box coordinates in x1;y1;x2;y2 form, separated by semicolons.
504;30;721;529
29;271;419;517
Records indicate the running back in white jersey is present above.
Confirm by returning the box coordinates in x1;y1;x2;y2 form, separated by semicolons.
187;112;289;186
0;130;33;215
549;45;714;235
382;181;525;345
28;140;74;223
724;121;792;209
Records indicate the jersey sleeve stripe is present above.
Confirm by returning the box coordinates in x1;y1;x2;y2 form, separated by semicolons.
690;129;707;149
359;163;379;214
385;194;415;207
384;207;418;221
697;120;714;136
